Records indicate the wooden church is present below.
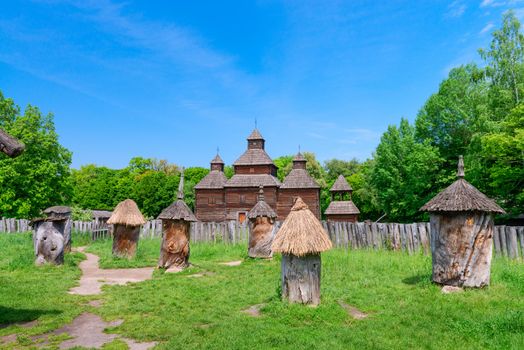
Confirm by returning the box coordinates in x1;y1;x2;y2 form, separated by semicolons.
195;129;320;223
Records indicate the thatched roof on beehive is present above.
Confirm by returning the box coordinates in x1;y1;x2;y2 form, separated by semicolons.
107;199;146;226
420;156;505;214
325;201;360;215
43;206;72;215
158;169;197;221
330;175;352;192
271;197;332;256
248;186;277;219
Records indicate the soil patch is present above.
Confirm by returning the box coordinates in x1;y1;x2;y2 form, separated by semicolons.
70;247;154;295
242;304;266;317
338;301;368;320
219;260;242;266
441;285;464;294
87;300;104;308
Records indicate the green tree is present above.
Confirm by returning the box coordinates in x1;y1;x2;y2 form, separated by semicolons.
371;119;443;222
0;91;72;218
324;158;361;181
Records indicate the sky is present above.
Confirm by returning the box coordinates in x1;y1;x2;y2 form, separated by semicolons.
0;0;522;169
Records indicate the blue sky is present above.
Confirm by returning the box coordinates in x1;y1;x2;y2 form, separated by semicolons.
0;0;521;169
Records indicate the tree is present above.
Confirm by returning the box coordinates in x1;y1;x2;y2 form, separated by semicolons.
371;119;443;222
0;91;72;218
324;158;360;181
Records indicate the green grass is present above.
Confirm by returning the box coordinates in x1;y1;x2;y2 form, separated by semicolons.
1;233;523;349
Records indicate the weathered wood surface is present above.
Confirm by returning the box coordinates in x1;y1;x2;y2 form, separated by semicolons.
281;254;321;305
158;220;190;269
112;224;140;258
33;221;64;265
0;128;24;157
430;213;494;287
3;218;523;259
248;217;276;258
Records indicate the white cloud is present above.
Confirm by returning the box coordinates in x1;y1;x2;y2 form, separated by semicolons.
446;1;467;18
480;22;495;34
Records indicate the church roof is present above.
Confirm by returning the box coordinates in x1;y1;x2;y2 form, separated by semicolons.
224;174;281;188
247;128;264;140
281;169;320;189
211;154;224;164
233;148;275;166
194;170;228;189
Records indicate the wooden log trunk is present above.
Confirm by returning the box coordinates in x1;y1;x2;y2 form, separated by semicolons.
158;220;190;269
430;212;494;288
248;217;276;258
281;254;321;305
0;128;24;157
34;221;64;265
112;224;140;258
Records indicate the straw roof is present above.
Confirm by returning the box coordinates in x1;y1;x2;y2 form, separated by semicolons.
420;156;505;214
43;206;71;215
224;174;281;188
158;169;198;221
194;170;228;189
330;175;352;192
248;186;277;219
325;201;360;215
107;199;146;226
271;197;332;256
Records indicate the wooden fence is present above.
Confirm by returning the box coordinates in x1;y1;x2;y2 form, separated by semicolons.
1;218;523;259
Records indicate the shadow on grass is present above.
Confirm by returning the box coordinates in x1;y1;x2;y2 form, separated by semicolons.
0;307;61;328
402;274;431;285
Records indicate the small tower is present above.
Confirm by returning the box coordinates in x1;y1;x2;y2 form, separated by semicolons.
247;186;277;258
157;169;198;271
43;206;72;253
194;152;228;222
420;156;505;288
271;197;332;305
325;175;360;222
210;153;225;172
107;199;146;258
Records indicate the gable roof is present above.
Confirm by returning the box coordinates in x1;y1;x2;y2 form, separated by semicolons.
330;175;352;192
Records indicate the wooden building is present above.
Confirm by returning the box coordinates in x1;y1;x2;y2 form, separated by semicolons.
325;175;360;222
194;129;320;223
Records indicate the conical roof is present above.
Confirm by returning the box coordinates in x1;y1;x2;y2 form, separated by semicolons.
158;169;198;221
420;156;505;214
248;186;277;219
271;197;332;256
211;154;224;164
247;128;264;140
107;199;146;226
330;175;352;192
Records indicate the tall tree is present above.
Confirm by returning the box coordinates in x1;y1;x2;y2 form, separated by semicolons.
0;91;72;218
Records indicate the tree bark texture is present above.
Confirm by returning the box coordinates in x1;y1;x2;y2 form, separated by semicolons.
33;221;64;265
158;220;190;269
281;254;321;305
0;128;24;157
112;224;140;258
430;212;494;287
248;217;276;258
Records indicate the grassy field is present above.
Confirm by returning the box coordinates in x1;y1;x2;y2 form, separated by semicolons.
0;232;523;349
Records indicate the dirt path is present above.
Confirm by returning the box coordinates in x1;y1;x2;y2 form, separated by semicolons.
69;247;154;295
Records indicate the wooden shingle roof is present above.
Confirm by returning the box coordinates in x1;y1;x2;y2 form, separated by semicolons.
224;174;281;188
247;128;264;140
248;187;277;219
420;156;505;214
194;170;227;189
325;201;360;215
157;200;198;221
330;175;352;192
211;154;224;164
281;169;320;189
233;148;274;166
43;206;71;215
